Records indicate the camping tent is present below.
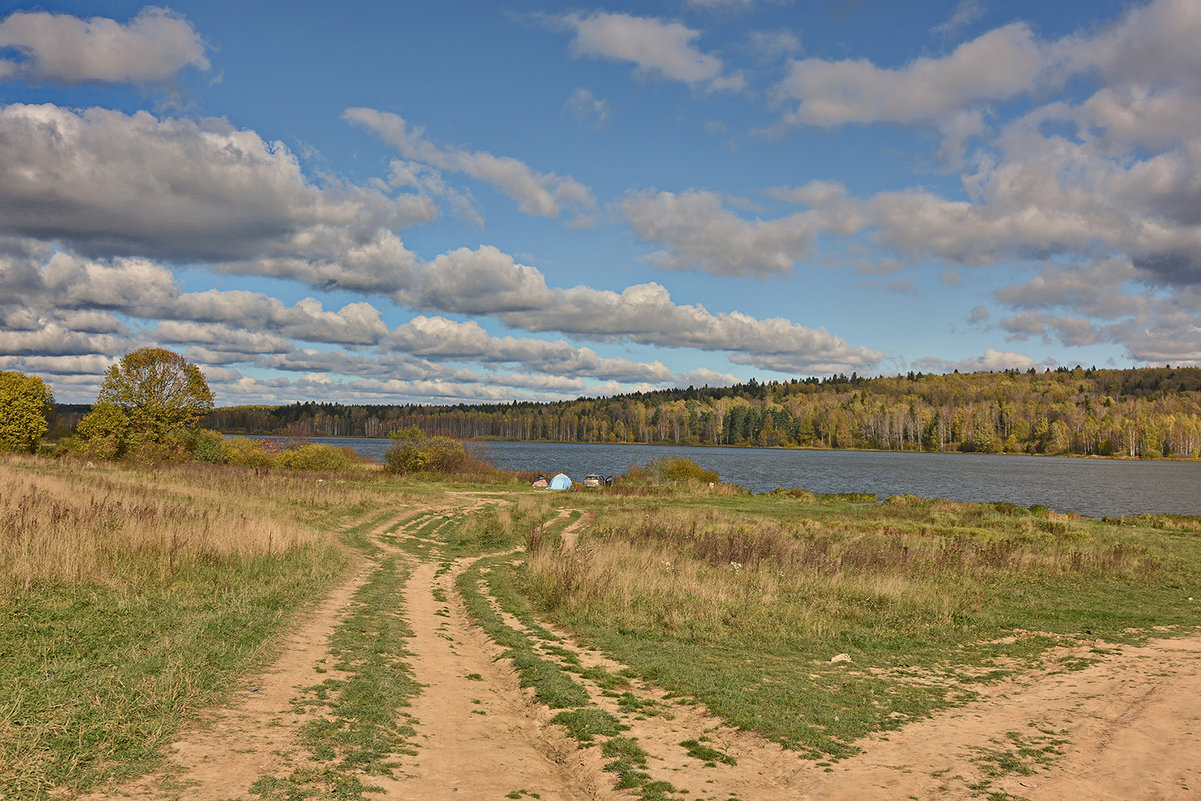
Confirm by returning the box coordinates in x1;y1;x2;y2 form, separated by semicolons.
548;473;572;490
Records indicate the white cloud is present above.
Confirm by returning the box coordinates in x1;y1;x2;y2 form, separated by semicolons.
677;367;740;387
565;88;611;130
0;324;121;356
772;0;1201;131
389;316;674;383
930;0;986;37
0;6;208;85
0;104;425;263
619;189;819;277
560;11;745;93
344;108;596;220
376;244;881;374
774;22;1043;127
912;349;1043;374
747;30;801;62
1060;0;1201;88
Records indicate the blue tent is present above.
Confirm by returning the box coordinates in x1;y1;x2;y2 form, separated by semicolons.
548;473;572;490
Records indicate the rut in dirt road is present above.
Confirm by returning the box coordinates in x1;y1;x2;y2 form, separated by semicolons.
369;554;610;801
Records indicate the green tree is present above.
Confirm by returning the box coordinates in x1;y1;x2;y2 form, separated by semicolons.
76;402;132;458
0;370;54;453
87;348;214;446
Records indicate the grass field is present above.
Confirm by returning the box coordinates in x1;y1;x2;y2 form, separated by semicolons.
521;489;1201;757
3;454;1199;797
0;457;361;798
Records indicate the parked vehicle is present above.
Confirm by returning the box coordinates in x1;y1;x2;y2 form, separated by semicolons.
582;474;602;487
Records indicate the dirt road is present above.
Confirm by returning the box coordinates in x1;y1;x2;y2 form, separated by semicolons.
87;502;1201;801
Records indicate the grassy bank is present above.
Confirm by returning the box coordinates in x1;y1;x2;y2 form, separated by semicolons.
523;489;1201;757
0;457;355;799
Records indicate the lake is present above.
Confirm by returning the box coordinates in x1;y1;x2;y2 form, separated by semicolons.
249;435;1201;518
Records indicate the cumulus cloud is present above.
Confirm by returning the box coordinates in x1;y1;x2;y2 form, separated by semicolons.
619;189;819;277
558;11;744;92
375;244;882;374
677;367;740;387
344;108;595;220
0;104;427;263
911;349;1043;374
389;316;674;383
773;22;1043;127
985;257;1201;363
772;0;1201;131
0;6;208;85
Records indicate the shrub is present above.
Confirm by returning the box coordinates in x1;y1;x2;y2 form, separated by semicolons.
192;430;228;463
75;402;132;459
658;456;719;485
222;437;278;468
275;443;363;472
383;434;495;478
620;456;719;489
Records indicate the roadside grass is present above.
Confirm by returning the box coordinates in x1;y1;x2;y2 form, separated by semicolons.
0;457;352;800
523;489;1201;758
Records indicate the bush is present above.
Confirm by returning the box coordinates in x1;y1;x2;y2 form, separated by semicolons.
658;456;719;485
275;443;363;472
75;402;131;459
192;430;228;463
383;433;495;478
222;437;278;468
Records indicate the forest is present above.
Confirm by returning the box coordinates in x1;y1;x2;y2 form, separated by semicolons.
192;366;1201;459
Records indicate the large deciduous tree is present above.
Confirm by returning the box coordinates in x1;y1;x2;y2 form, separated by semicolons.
83;348;213;451
0;370;54;453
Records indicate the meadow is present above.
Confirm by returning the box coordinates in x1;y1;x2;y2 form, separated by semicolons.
3;453;1199;798
0;457;368;797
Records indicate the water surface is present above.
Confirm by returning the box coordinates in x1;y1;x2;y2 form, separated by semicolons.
251;435;1201;518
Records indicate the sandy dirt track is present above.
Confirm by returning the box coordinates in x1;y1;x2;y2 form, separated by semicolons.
81;502;1201;801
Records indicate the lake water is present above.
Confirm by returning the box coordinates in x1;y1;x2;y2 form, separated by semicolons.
251;435;1201;518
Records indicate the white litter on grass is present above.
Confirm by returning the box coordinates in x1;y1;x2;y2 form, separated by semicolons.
830;653;852;663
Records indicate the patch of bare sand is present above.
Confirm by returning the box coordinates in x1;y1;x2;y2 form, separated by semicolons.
813;634;1201;800
373;557;616;801
559;510;593;550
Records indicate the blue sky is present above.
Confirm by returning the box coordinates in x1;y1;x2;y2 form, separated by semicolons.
3;0;1200;405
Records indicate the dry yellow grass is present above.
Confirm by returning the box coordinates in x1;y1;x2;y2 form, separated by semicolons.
525;501;1162;645
0;457;341;592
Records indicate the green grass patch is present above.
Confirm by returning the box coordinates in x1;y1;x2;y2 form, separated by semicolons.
680;738;736;765
550;707;625;742
1;544;346;800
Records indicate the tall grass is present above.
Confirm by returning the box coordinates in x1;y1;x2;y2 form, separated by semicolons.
528;502;1163;647
1;465;318;591
0;456;351;799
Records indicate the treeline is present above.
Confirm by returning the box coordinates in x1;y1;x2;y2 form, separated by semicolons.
201;366;1201;458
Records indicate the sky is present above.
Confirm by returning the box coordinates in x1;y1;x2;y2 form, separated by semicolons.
2;0;1201;406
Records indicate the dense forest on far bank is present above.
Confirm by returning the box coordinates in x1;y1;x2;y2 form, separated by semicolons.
191;366;1201;459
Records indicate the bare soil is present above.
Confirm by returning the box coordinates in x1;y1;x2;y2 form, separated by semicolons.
82;501;1201;801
